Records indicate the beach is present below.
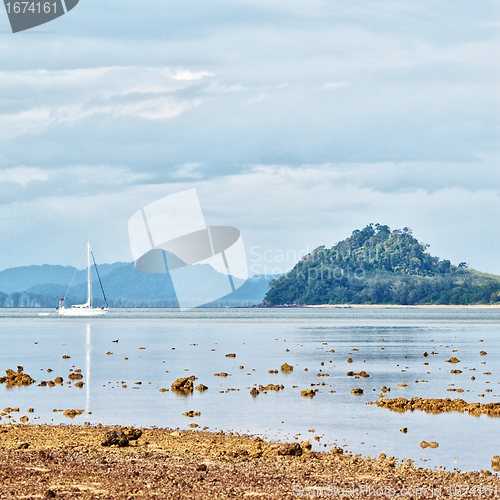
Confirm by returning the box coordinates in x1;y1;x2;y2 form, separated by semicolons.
0;424;498;499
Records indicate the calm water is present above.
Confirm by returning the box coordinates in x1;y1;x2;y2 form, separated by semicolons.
0;307;499;472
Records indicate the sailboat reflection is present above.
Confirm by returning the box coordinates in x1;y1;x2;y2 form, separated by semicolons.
85;324;91;414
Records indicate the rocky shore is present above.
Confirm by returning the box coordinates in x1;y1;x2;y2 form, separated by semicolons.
0;424;498;499
367;397;500;417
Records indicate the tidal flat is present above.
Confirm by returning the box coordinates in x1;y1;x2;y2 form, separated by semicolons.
0;307;499;475
0;424;499;499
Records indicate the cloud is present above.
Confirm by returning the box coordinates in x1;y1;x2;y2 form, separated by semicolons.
0;66;211;139
322;82;349;90
0;166;49;186
1;162;499;276
0;0;497;277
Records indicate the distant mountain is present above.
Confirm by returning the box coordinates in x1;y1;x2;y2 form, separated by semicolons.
264;224;500;306
0;262;128;294
0;261;277;308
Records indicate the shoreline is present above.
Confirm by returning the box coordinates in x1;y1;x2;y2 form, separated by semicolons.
306;304;500;309
0;424;498;499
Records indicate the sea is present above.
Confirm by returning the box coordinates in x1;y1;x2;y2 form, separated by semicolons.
0;307;498;473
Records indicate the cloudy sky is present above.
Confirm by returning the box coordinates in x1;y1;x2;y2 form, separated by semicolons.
0;0;498;275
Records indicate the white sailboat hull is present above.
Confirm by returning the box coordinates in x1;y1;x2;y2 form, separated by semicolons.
57;242;110;317
58;307;109;317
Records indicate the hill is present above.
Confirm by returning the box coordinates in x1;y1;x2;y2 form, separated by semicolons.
264;224;500;306
0;261;275;308
0;262;128;294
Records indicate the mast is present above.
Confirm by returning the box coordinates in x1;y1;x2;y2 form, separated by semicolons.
87;242;92;308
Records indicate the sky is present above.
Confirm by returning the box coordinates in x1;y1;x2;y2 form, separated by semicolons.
0;0;498;276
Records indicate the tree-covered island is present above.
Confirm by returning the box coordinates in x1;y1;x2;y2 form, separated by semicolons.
264;224;500;306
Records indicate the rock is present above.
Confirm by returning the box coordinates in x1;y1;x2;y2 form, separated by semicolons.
63;409;84;418
27;408;34;413
451;370;462;374
280;363;293;371
0;367;36;387
123;427;142;440
268;369;278;374
368;397;500;417
423;352;428;357
171;375;197;392
68;373;83;380
397;383;408;387
378;453;386;460
54;377;63;384
381;386;390;392
106;351;113;355
195;384;208;392
351;388;363;394
277;443;302;456
300;389;315;397
347;372;355;376
62;355;70;359
479;351;487;355
492;456;500;472
239;366;244;369
445;357;460;363
331;447;344;455
400;428;407;433
300;439;312;450
159;388;169;392
429;442;439;448
258;384;284;392
420;441;429;448
213;372;228;377
357;371;369;378
20;416;29;423
481;469;492;477
225;353;236;357
182;410;201;417
189;423;199;428
250;388;259;396
74;382;84;388
347;358;353;363
102;429;129;447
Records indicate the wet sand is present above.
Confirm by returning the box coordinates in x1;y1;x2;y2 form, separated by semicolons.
0;424;498;499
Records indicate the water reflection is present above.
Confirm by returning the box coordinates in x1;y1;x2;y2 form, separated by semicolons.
86;324;91;413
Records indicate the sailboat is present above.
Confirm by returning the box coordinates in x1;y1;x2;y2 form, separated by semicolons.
57;242;110;316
